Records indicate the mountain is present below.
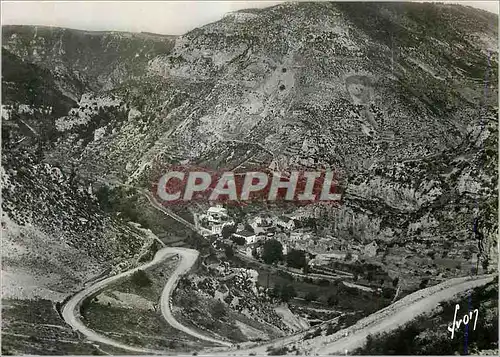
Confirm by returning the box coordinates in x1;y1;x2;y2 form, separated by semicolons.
1;26;178;303
3;0;498;289
2;25;176;98
1;2;498;353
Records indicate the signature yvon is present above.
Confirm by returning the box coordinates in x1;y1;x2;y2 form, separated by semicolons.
447;304;479;339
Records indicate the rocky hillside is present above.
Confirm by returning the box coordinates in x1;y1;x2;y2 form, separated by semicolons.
2;2;498;294
1;27;177;301
38;2;497;180
2;26;176;99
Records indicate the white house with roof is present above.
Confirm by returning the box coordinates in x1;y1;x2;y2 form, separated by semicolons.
245;241;263;258
289;230;312;243
206;205;228;224
233;230;258;245
211;224;223;236
275;215;295;231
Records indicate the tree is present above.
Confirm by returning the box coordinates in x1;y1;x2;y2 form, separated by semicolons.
131;270;152;287
318;279;330;287
345;252;353;261
280;284;297;302
231;235;246;246
224;245;234;259
286;249;307;269
392;277;399;287
222;224;236;239
262;239;283;264
270;284;281;299
304;291;317;302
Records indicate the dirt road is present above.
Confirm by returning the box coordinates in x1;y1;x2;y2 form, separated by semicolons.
308;274;496;355
208;274;495;356
63;186;496;355
61;247;230;354
159;248;233;347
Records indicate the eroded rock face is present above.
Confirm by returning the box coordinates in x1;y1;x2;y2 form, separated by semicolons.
2;26;176;97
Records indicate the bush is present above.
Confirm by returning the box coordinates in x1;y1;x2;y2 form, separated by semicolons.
262;239;283;264
482;259;489;272
327;295;339;306
270;284;281;299
131;270;152;287
318;279;330;287
224;245;234;259
212;301;227;320
419;278;429;289
267;346;288;355
244;223;255;233
382;288;394;299
302;264;309;274
280;284;297;302
326;324;336;335
304;326;323;339
277;270;293;280
251;247;258;258
304;291;317;302
222;224;237;239
231;235;246;245
286;249;307;269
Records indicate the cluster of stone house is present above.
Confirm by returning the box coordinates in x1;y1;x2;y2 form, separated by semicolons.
198;205;234;236
198;205;379;265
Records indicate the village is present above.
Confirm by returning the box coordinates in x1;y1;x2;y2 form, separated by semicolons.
194;204;380;275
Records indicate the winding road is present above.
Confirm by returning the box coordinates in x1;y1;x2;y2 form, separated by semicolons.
62;188;496;355
209;274;495;356
311;274;496;355
62;243;496;356
159;249;233;348
61;247;231;354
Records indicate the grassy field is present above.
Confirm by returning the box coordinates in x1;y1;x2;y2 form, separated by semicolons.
83;303;215;351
